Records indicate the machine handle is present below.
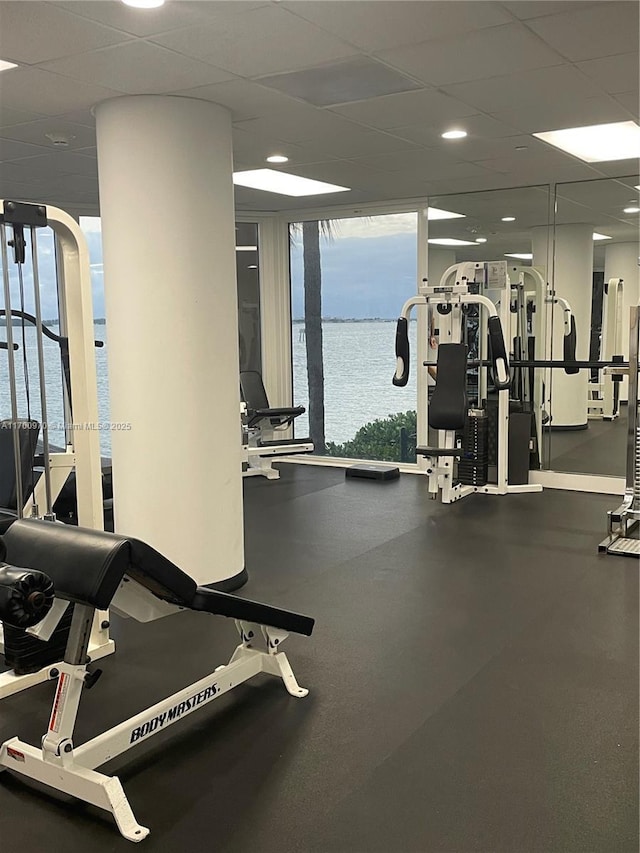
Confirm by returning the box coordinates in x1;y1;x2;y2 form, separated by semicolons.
487;316;511;390
563;315;579;375
392;317;410;386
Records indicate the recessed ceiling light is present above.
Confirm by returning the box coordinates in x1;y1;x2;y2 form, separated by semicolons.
266;155;289;164
592;233;612;241
475;237;488;243
501;216;516;222
428;238;477;246
505;253;533;260
0;59;18;72
247;265;258;270
441;129;467;140
233;169;349;197
533;121;640;163
121;0;164;7
427;207;465;221
236;245;258;251
623;206;640;213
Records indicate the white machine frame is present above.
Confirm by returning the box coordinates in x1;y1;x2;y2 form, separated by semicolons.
240;401;313;480
0;200;114;699
508;265;577;445
589;277;624;420
396;260;542;503
0;579;308;843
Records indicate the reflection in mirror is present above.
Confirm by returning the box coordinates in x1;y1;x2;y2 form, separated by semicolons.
236;222;261;374
551;176;639;477
428;185;553;478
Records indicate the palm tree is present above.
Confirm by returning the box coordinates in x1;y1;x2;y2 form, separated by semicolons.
302;220;328;453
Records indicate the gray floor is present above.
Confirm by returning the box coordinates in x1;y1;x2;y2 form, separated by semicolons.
0;465;638;853
546;406;628;477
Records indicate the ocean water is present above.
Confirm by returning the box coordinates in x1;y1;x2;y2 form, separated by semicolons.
292;320;418;444
0;324;112;454
0;321;418;457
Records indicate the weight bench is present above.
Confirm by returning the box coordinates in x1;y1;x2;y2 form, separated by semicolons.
240;370;313;479
0;518;314;842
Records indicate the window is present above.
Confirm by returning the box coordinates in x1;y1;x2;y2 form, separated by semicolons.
289;213;418;462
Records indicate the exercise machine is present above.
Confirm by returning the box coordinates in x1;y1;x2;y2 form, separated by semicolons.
0;518;314;842
240;370;313;480
599;305;640;557
0;199;114;698
589;277;624;420
393;261;542;502
508;265;579;447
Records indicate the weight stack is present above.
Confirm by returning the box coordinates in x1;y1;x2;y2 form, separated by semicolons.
457;409;489;487
2;603;74;675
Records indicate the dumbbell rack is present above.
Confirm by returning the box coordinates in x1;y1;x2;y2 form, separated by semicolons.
599;305;640;557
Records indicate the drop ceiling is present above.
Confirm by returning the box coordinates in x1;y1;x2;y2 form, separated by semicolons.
0;0;638;224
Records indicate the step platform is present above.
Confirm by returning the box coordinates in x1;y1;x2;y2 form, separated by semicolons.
346;464;400;482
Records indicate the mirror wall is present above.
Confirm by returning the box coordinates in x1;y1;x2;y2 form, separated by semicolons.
549;176;640;477
428;184;553;470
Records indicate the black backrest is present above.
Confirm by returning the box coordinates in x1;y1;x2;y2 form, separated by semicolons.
429;344;468;431
2;519;196;611
240;370;270;410
0;420;40;510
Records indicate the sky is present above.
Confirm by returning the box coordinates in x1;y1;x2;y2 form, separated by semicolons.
4;212;419;323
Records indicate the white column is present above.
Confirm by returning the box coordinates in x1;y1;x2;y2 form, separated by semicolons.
604;241;640;402
95;96;244;588
427;247;456;287
533;223;593;428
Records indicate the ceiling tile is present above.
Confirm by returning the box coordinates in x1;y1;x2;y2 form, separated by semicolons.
393;114;523;147
526;2;640;62
392;128;534;159
0;138;55;161
501;2;600;19
376;22;565;86
285;159;381;191
40;42;235;94
173;79;306;121
318;130;420;159
350;148;493;177
151;6;358;78
576;53;640;96
612;92;640;117
0;1;133;64
257;57;422;107
330;89;477;130
56;0;207;37
591;158;640;177
0;119;96;151
442;64;598;114
0;66;122;115
0;105;46;129
282;0;512;52
0;161;49;185
15;151;99;177
493;96;633;133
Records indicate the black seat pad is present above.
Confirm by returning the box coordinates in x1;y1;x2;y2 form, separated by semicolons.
1;519;314;636
2;519;195;610
429;344;468;431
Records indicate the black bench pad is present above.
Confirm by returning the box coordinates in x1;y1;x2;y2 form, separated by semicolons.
1;519;314;636
192;588;314;636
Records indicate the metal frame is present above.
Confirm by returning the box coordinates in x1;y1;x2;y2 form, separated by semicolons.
0;200;114;698
395;260;542;503
599;305;640;556
0;582;308;843
589;277;624;420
